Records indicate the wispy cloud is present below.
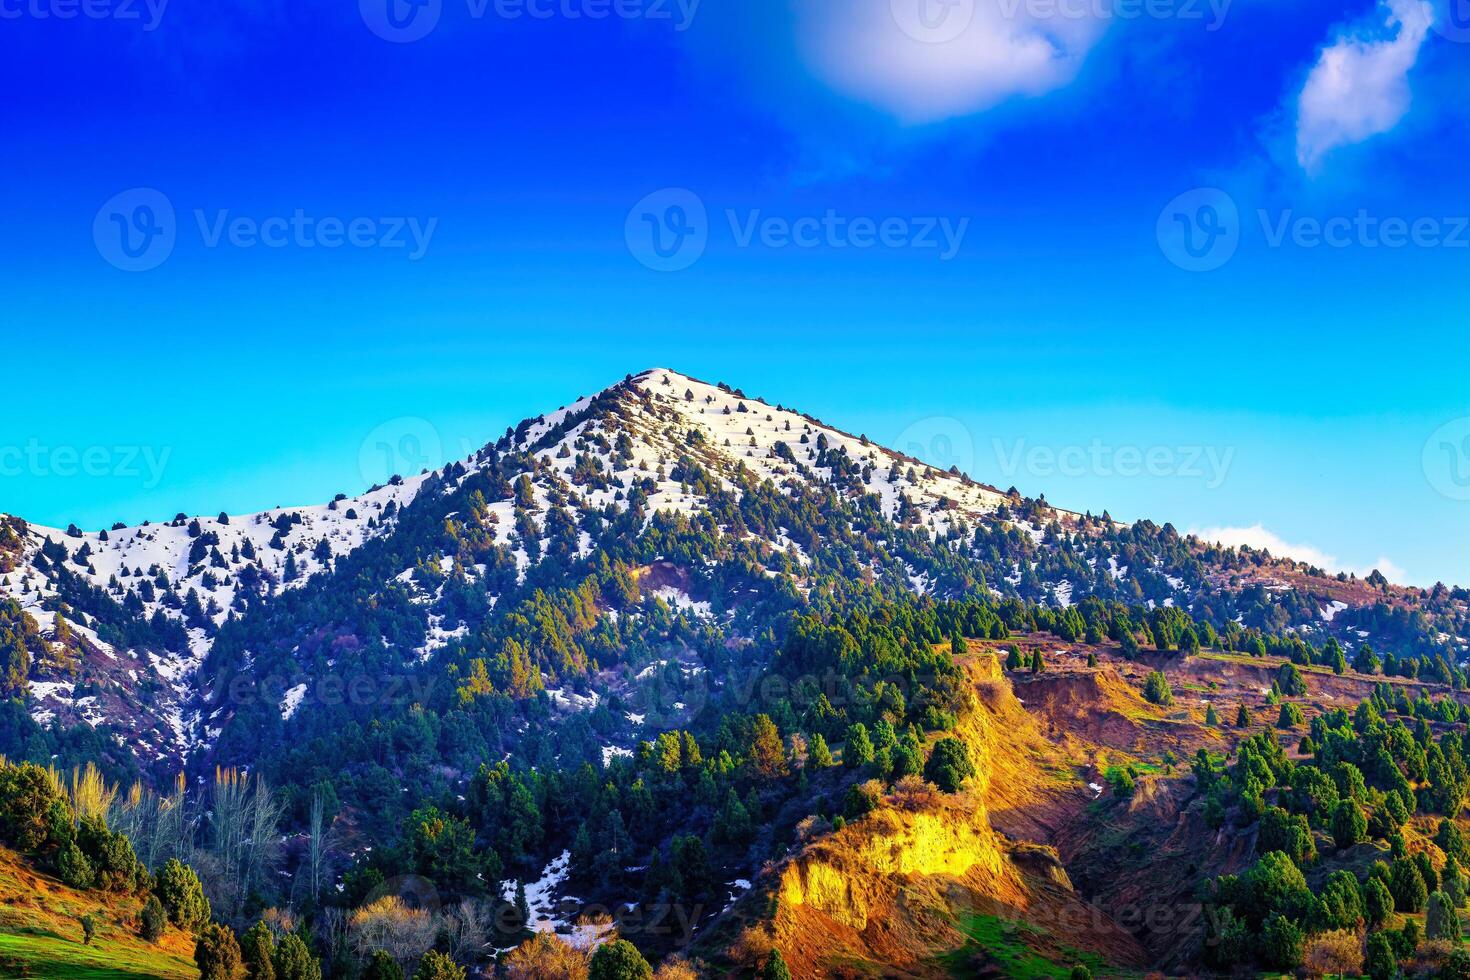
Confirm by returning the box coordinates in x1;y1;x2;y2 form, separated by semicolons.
1190;523;1407;583
1295;0;1433;172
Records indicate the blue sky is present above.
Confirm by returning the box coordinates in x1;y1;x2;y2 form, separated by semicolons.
2;0;1468;586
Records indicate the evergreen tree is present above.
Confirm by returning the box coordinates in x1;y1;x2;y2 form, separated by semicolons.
1364;875;1394;927
1142;671;1173;707
1364;931;1396;980
1277;702;1304;729
1330;800;1366;850
1236;704;1252;728
363;951;405;980
1204;703;1219;726
807;733;834;768
412;951;465;980
1261;914;1303;971
588;939;652;980
241;921;276;980
923;738;975;793
1390;856;1429;913
1428;890;1461;940
155;858;210;930
844;723;874;769
140;896;167;943
762;949;793;980
273;932;321;980
195;923;243;980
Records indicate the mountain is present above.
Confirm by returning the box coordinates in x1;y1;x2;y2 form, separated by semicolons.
3;368;1463;776
5;368;1470;977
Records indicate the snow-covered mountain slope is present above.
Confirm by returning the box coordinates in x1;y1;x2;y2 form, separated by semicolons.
3;368;1463;773
0;477;428;760
2;368;1016;764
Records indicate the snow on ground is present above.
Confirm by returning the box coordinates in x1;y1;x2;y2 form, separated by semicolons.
280;683;308;721
500;850;619;951
651;586;712;617
1321;600;1348;622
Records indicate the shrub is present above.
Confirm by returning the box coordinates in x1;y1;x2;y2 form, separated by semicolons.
762;949;792;980
140;895;167;943
502;933;587;979
1442;948;1470;980
1302;929;1361;978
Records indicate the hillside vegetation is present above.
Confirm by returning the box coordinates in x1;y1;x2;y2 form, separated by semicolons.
0;846;195;979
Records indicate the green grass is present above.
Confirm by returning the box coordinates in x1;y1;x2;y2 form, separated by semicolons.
938;912;1124;979
0;928;196;979
0;848;196;980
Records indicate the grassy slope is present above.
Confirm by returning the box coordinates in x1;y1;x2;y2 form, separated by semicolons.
0;847;196;980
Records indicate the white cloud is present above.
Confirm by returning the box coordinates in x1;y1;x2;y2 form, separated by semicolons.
1295;0;1433;172
1190;523;1407;583
794;0;1106;124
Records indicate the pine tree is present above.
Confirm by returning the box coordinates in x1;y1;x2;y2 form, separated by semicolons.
1204;704;1219;726
808;733;834;768
763;949;793;980
241;921;276;980
195;924;243;980
1142;671;1173;707
844;723;874;769
1236;704;1252;728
